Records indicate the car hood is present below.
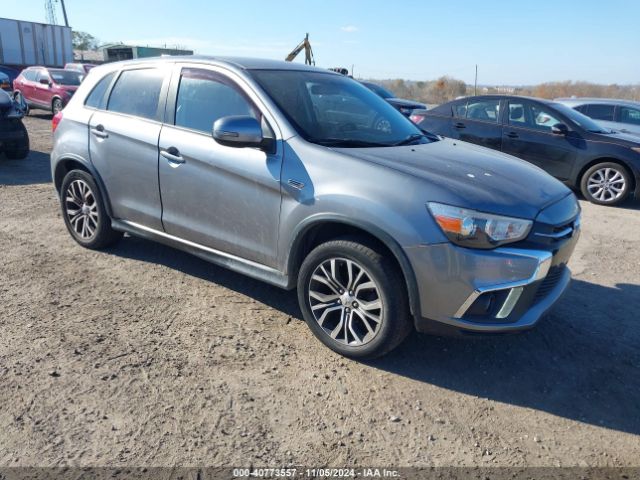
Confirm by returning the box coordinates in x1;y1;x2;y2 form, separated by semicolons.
333;138;571;219
592;131;640;145
386;98;426;109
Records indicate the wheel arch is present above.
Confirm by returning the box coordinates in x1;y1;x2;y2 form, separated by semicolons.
576;157;637;193
286;215;421;318
54;156;114;217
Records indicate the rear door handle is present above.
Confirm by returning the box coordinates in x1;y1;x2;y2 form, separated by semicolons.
160;147;185;165
506;131;519;138
453;122;466;129
91;124;108;139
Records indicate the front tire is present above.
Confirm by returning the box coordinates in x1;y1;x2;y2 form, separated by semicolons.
13;91;29;115
60;169;122;249
580;162;631;206
297;237;412;359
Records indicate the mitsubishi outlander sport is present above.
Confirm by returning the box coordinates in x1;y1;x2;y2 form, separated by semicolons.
50;57;580;358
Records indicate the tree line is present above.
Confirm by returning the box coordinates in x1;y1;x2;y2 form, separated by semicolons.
367;77;640;105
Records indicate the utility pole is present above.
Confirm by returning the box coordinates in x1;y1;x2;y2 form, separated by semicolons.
474;64;478;96
60;0;69;27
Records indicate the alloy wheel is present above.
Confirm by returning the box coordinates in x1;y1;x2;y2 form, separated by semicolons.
587;167;626;203
64;179;99;240
308;257;383;346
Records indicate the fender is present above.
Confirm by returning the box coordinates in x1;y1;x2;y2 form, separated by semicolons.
286;213;421;318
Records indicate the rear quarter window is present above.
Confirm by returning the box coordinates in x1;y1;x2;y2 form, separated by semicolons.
107;68;165;121
85;72;116;110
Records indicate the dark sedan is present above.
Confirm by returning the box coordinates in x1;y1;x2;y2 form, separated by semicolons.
0;66;20;91
361;81;426;117
413;95;640;206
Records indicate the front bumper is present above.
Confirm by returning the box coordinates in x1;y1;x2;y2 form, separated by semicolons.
405;228;579;333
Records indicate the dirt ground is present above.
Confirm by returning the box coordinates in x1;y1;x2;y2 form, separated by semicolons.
0;115;639;468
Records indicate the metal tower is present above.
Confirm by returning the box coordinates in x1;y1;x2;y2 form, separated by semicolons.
45;0;58;25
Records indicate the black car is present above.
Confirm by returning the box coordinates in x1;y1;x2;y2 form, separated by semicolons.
361;81;426;117
0;65;20;91
0;89;29;160
414;95;640;206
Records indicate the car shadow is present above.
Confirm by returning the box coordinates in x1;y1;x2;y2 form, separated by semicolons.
106;235;302;319
368;278;640;436
0;150;52;185
108;235;640;435
26;112;53;120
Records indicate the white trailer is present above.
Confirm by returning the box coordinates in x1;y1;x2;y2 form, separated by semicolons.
0;17;73;67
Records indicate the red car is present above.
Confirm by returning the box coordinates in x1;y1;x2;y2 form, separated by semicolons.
13;67;82;115
65;63;98;74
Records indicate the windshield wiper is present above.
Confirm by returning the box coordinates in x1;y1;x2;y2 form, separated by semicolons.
392;133;426;146
312;138;389;148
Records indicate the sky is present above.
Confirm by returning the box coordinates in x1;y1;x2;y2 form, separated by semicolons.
6;0;640;85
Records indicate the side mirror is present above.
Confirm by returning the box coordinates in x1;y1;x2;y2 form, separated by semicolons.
213;115;263;149
551;123;569;135
39;78;51;86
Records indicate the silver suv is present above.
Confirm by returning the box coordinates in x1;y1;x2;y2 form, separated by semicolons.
51;57;580;358
556;97;640;137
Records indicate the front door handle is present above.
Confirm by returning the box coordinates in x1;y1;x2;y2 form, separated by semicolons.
506;131;519;138
453;122;466;129
160;147;185;165
91;124;108;139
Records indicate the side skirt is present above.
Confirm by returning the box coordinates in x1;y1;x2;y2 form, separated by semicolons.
111;219;291;290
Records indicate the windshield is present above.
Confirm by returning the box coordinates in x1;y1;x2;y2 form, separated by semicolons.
49;69;82;86
551;102;610;133
251;70;429;147
363;82;395;99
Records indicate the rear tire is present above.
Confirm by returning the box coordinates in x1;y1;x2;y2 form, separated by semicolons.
297;236;412;359
52;98;63;115
580;162;631;206
60;169;122;249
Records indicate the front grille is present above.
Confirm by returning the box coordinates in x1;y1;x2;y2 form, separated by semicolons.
533;266;565;304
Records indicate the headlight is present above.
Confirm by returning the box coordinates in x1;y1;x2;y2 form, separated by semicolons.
427;202;532;249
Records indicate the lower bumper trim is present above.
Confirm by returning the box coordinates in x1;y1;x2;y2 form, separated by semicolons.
416;266;571;333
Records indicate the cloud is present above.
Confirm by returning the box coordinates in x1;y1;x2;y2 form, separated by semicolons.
340;25;358;33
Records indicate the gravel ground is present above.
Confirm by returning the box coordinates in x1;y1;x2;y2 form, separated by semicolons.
0;115;639;467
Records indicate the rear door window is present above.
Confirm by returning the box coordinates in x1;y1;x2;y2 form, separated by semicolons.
107;68;165;121
453;101;467;118
465;99;500;122
585;104;615;121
